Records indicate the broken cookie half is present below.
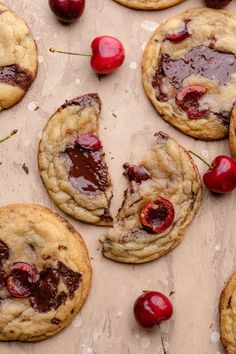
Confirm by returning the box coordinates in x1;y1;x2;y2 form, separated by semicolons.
38;94;113;226
100;132;202;263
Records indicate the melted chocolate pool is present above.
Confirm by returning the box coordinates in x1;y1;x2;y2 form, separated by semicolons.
65;144;110;194
154;45;236;90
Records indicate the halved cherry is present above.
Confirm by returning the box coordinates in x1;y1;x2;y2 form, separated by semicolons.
75;133;101;151
7;276;31;298
123;164;151;184
176;86;209;119
12;262;39;284
166;29;191;43
166;22;191;43
6;262;39;298
140;198;174;234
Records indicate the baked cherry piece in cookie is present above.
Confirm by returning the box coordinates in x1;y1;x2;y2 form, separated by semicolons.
142;8;236;140
0;204;91;342
113;0;184;10
220;273;236;354
0;3;37;110
38;94;113;226
100;132;202;264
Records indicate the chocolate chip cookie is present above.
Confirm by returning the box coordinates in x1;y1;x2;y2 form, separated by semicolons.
100;132;202;264
38;94;113;226
0;204;92;342
0;2;38;110
220;272;236;354
114;0;184;10
142;8;236;140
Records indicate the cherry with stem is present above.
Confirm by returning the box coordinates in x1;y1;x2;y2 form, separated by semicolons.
189;150;236;193
49;36;125;75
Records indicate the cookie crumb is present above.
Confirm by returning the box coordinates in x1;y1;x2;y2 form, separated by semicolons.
22;163;29;174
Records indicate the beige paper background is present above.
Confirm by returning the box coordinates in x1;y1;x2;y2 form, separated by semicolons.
1;0;236;353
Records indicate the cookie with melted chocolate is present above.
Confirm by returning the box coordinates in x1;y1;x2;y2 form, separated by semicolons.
0;204;91;342
100;132;202;264
0;3;37;110
142;8;236;140
113;0;184;10
38;94;113;226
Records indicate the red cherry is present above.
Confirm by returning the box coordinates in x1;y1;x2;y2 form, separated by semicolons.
75;133;101;151
204;0;232;8
134;291;173;329
49;0;85;23
203;156;236;193
123;164;151;184
50;36;125;75
140;198;174;234
166;26;191;43
90;36;125;75
176;86;209;119
6;262;39;298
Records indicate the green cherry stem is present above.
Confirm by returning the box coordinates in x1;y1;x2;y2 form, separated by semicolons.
49;47;92;57
158;324;167;354
188;150;211;168
0;129;18;144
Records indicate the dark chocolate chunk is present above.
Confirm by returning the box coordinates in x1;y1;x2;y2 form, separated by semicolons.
51;317;61;325
0;240;9;267
58;261;81;298
0;64;33;91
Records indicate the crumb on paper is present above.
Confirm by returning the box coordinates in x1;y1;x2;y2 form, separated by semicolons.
112;113;117;118
169;291;175;297
22;163;29;174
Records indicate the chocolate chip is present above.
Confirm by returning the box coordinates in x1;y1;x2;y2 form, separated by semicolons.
51;317;61;325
